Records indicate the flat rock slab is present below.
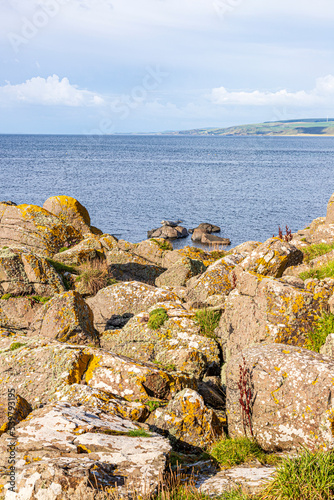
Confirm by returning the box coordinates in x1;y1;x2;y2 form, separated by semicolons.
197;466;276;496
0;402;171;499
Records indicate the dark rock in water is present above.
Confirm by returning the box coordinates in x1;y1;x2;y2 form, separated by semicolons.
161;219;183;227
148;225;189;239
189;223;221;234
201;233;231;246
0;201;17;206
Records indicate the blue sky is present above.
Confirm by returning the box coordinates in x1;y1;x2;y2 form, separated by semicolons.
0;0;334;133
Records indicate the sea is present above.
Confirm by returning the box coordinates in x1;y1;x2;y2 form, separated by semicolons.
1;134;334;249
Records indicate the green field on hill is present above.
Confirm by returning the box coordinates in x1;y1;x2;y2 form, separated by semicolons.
170;119;334;136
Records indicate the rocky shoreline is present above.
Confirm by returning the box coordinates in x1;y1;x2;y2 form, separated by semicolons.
1;194;334;499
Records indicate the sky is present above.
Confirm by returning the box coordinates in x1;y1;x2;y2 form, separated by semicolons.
0;0;334;133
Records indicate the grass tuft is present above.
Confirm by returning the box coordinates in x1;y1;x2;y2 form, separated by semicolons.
76;260;111;295
0;293;13;300
46;258;78;274
147;308;169;330
210;438;279;468
195;309;221;339
261;449;334;500
299;259;334;281
302;242;334;263
305;312;334;352
30;295;51;304
10;342;26;351
127;429;151;437
150;238;173;251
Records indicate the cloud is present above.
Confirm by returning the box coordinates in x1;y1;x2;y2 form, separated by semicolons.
0;75;105;106
209;75;334;107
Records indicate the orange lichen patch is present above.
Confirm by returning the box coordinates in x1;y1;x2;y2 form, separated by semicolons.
43;195;91;235
84;354;101;383
67;353;92;385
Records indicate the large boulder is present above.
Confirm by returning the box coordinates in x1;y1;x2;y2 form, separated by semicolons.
240;237;303;277
0;247;65;296
100;302;221;378
217;268;334;362
0;402;171;499
0;203;82;257
0;337;197;409
0;296;42;334
30;291;100;346
147;388;223;449
87;281;179;332
226;344;334;451
52;236;105;266
43;195;92;236
134;238;172;266
185;259;234;306
156;256;206;287
148;225;188;239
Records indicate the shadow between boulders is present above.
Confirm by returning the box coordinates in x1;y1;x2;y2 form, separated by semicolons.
108;263;166;285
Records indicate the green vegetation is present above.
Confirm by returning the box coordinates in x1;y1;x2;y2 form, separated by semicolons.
30;295;51;304
261;449;334;500
306;313;334;352
46;258;78;274
195;309;222;339
302;242;334;263
59;247;68;253
147;308;169;330
10;342;26;351
127;428;151;437
146;400;163;412
170;119;334;137
150;238;173;251
76;260;110;295
210;438;280;468
299;259;334;281
0;293;13;300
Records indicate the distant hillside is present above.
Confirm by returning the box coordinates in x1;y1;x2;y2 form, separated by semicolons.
168;119;334;136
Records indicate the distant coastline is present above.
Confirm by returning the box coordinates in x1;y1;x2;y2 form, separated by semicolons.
161;118;334;137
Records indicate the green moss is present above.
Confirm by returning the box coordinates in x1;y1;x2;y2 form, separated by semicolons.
0;293;13;300
46;258;78;274
59;247;68;253
210;437;280;467
210;250;226;261
127;428;151;437
305;312;334;352
10;342;26;351
195;309;221;339
147;308;169;330
300;259;334;281
30;295;51;304
150;238;173;251
302;242;334;263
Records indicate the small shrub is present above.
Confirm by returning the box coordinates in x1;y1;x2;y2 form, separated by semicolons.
210;437;279;468
195;309;221;339
146;400;163;412
305;312;334;352
261;449;334;500
300;259;334;281
150;238;173;251
147;308;168;330
0;293;13;300
127;429;151;437
10;342;26;351
303;242;334;263
76;259;110;295
276;225;292;242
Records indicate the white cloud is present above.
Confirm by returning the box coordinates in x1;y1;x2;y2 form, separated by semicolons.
209;75;334;107
0;75;105;106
